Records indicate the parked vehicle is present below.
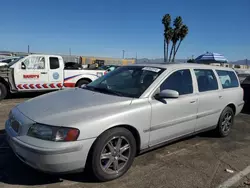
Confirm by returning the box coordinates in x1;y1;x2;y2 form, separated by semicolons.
240;75;250;104
0;54;106;99
237;73;250;83
5;63;244;181
98;65;120;72
0;56;22;67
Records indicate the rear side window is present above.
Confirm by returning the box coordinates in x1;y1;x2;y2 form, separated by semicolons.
216;70;239;88
194;69;218;92
49;57;60;69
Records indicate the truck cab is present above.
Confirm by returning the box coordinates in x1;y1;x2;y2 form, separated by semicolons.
10;55;64;91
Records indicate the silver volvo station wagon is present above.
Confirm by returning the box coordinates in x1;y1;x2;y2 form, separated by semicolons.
5;63;244;181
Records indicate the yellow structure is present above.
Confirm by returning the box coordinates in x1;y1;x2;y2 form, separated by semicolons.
80;56;135;66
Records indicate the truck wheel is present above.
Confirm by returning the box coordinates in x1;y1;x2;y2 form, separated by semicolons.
216;106;234;137
88;127;136;181
76;80;90;88
0;83;8;100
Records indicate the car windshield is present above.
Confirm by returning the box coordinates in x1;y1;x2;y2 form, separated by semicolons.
85;66;165;98
8;57;24;67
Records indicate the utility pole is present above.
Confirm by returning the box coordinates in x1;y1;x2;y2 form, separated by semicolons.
135;52;138;63
69;48;71;56
28;45;30;54
122;50;125;59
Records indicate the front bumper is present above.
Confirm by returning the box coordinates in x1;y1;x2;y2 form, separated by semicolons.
5;120;95;173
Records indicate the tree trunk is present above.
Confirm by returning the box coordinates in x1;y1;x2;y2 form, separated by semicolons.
171;44;176;62
164;38;166;62
173;40;182;61
166;42;169;63
169;44;174;63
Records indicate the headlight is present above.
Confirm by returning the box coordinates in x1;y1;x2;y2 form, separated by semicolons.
27;124;80;142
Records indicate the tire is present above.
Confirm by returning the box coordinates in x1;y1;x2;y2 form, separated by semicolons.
216;106;234;137
76;79;90;88
0;82;8;100
88;127;136;181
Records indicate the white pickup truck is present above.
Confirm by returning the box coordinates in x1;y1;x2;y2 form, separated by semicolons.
0;54;107;99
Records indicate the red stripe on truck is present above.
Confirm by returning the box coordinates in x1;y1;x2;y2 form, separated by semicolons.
23;84;29;89
49;84;55;88
36;84;42;89
29;84;35;89
57;83;62;88
42;84;48;88
64;83;75;87
17;84;23;89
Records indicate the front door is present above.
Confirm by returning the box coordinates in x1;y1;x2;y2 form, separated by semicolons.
149;69;198;146
14;55;49;91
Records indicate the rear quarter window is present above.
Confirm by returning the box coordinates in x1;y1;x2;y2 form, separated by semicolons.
216;70;239;89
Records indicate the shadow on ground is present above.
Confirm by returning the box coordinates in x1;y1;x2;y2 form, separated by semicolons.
7;91;51;99
0;129;96;186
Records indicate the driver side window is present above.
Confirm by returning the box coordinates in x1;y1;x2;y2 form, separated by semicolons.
160;69;193;95
22;56;45;70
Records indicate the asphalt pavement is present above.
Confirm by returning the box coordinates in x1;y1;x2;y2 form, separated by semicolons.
1;93;250;188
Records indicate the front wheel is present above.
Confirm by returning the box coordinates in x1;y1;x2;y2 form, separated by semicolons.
88;127;136;181
216;106;234;137
76;80;90;88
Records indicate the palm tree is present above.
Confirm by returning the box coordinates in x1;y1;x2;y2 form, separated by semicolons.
169;16;183;62
165;27;174;63
162;14;171;62
172;25;189;61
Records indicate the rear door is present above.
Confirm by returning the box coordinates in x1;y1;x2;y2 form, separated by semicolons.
194;69;222;131
48;56;64;89
14;55;49;91
216;69;244;113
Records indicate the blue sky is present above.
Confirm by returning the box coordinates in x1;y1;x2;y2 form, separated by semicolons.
0;0;249;61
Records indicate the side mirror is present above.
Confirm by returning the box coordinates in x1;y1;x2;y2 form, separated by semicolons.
21;62;26;69
157;89;179;99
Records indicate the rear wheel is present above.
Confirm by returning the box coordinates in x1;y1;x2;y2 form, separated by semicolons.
76;79;91;88
88;127;136;181
216;106;234;137
0;82;8;100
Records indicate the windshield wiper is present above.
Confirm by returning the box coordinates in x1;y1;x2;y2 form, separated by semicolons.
83;86;124;96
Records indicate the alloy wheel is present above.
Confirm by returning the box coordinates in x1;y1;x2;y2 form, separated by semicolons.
100;136;131;174
221;112;232;133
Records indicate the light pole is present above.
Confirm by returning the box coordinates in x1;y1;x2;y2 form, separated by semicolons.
122;50;125;59
136;52;137;63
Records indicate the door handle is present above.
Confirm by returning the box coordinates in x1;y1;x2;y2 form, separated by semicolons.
219;95;222;98
41;72;47;74
190;100;196;103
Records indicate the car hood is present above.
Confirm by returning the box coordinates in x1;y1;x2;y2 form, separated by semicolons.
16;88;132;126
